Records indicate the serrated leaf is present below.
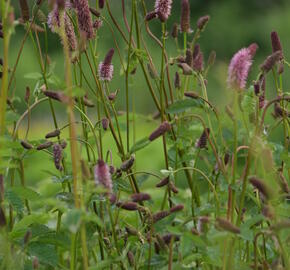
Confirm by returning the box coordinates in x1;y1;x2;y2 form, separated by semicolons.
5;189;24;213
166;99;204;114
12;214;49;233
28;242;58;267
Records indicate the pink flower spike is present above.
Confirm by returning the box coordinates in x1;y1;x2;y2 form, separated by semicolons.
227;44;257;90
155;0;172;22
98;48;114;81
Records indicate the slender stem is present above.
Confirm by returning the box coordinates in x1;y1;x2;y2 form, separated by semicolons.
59;10;88;269
125;0;135;153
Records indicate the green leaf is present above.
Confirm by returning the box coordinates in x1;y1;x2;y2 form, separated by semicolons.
166;99;204;114
24;72;43;80
63;209;82;233
28;242;58;267
12;214;49;234
5;188;24;213
130;137;151;153
11;186;40;201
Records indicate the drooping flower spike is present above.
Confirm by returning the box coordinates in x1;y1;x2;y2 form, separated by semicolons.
227;43;258;90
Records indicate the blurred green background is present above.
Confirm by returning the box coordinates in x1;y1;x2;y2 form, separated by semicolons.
8;0;290;111
4;0;290;183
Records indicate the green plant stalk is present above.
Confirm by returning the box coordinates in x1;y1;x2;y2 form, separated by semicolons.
160;23;171;207
0;0;10;163
183;32;187;55
272;69;288;150
70;233;77;270
107;201;125;270
125;0;135;153
230;91;239;222
0;0;11;232
104;83;125;153
59;11;88;269
73;58;93;165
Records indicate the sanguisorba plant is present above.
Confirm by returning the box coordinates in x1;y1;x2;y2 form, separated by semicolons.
0;0;289;269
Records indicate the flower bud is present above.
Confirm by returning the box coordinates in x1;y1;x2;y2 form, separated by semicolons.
170;204;184;213
53;144;63;171
216;217;240;234
249;176;272;200
45;129;60;139
169;181;179;193
153;210;170;223
116;201;139;211
43;90;70;104
177;63;193;75
171;23;178;38
156;176;169;187
21;140;33;150
184;91;199;99
131;193;151;202
120;155;135;171
260;51;282;73
36;141;53;150
145;11;157;21
271;31;283;56
19;0;30;22
101;118;109;131
149;121;171;141
89;7;100;17
174;72;181;89
195;128;210;149
180;0;190;33
197;15;210;31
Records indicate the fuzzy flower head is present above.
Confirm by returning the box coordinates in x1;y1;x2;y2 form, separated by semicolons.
94;160;113;193
98;48;114;81
155;0;172;22
74;0;94;40
227;43;258;90
47;1;77;51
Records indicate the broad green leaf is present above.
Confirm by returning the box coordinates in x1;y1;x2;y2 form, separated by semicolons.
12;214;49;233
11;186;40;201
5;188;24;213
28;242;58;267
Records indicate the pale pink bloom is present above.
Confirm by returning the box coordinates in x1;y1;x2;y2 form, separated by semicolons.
155;0;172;22
227;43;258;90
94;160;113;192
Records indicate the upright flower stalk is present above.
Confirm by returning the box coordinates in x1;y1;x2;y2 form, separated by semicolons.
58;5;88;269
